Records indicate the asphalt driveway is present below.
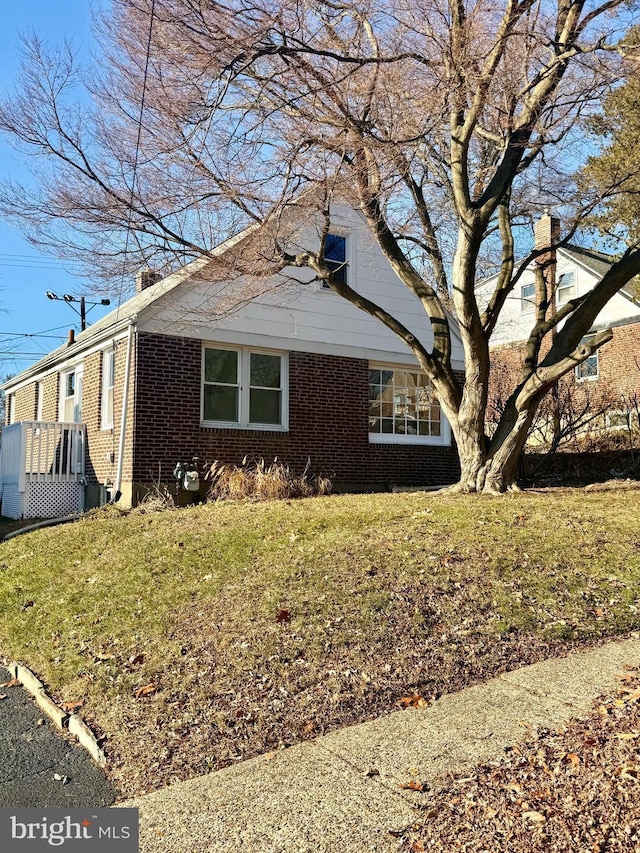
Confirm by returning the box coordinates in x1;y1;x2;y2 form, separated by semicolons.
0;665;116;807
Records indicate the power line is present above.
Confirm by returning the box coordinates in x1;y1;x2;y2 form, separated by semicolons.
0;331;68;339
0;255;77;270
114;0;156;316
1;352;60;358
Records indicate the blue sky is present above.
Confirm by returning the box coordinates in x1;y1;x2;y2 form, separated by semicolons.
0;1;112;374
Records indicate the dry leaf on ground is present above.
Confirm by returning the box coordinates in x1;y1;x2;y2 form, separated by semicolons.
399;780;428;792
398;694;428;708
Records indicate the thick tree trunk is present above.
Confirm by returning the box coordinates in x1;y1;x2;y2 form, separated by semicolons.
446;397;538;494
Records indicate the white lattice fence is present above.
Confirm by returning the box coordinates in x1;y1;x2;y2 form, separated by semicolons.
0;421;86;519
23;482;85;519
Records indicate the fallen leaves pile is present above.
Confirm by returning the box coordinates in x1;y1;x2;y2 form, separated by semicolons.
104;612;578;799
409;666;640;852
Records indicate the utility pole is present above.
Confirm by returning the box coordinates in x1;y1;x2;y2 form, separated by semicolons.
45;293;110;331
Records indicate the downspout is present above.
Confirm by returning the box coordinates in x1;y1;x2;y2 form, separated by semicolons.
112;321;135;502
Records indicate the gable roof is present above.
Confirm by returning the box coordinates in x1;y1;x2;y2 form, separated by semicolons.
560;245;640;306
561;245;614;280
477;243;640;307
4;203;466;392
3;256;213;392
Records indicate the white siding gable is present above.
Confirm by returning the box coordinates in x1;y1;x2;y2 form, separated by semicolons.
478;248;640;348
138;203;465;369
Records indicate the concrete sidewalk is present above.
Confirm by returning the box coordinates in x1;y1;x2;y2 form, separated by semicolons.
117;637;640;852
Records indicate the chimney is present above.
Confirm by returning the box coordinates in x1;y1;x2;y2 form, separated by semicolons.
67;329;75;346
135;268;162;293
534;212;561;310
534;212;560;252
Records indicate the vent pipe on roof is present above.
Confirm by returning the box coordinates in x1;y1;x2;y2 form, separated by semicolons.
135;268;162;293
67;329;75;346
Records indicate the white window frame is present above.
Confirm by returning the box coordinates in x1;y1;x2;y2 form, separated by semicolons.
101;349;116;430
319;230;353;291
606;410;637;431
556;271;576;305
368;363;450;446
575;334;598;382
520;282;535;313
59;364;84;423
201;344;289;431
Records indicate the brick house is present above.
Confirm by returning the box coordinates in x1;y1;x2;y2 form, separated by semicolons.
1;203;464;517
477;215;640;440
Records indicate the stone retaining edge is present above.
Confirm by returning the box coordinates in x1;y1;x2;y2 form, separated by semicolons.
7;660;107;767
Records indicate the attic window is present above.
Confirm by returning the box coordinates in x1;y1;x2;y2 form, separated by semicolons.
520;282;535;313
322;233;347;287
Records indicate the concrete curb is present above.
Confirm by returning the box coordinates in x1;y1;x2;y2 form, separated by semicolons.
6;661;107;767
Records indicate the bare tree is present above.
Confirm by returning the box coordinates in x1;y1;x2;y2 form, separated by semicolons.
1;0;640;492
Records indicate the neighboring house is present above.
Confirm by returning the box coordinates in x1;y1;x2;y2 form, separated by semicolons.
477;214;640;438
0;202;464;518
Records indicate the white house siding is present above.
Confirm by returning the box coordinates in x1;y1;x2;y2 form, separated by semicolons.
478;248;640;348
138;204;465;371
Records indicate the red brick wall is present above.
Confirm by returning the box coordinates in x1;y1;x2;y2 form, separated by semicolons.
132;333;460;492
7;375;56;424
593;323;640;397
12;383;37;422
489;321;640;420
41;374;59;421
81;341;135;487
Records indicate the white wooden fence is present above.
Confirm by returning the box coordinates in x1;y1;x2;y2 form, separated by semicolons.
0;421;86;519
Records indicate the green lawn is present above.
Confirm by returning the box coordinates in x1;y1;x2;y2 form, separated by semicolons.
0;489;638;799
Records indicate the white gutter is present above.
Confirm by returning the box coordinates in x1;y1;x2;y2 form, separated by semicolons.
112;321;135;501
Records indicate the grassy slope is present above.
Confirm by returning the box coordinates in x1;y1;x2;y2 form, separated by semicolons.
0;490;639;798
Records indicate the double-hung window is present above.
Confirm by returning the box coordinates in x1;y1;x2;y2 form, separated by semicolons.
520;282;535;313
202;346;287;429
60;365;83;423
101;349;115;430
368;366;448;445
575;334;598;381
557;271;576;305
